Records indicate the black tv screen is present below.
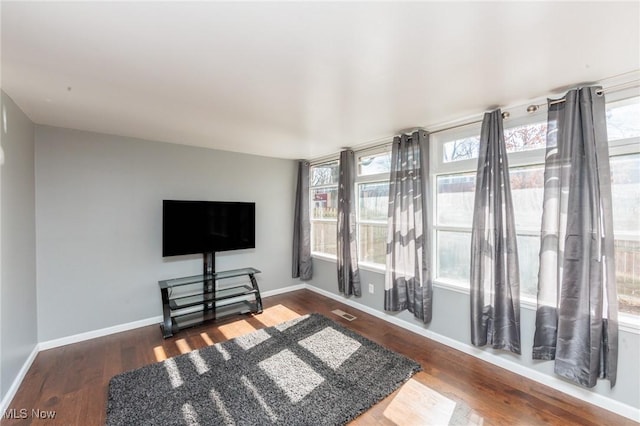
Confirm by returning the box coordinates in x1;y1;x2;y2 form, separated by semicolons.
163;200;255;257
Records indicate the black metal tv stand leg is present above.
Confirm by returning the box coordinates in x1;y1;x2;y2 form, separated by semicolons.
160;287;173;338
249;272;263;313
203;252;215;318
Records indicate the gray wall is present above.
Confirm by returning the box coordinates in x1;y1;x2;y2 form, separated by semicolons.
309;257;640;411
0;92;37;399
35;126;299;342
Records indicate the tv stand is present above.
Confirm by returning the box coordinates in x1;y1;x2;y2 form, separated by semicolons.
158;267;263;338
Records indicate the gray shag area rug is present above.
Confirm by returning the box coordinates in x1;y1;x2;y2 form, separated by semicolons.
106;313;421;425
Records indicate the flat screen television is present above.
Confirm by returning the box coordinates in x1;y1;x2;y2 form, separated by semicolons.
163;200;255;257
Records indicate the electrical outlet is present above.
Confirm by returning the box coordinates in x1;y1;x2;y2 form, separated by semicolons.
368;283;374;294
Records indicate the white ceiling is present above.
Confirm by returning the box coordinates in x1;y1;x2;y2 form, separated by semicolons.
2;2;639;160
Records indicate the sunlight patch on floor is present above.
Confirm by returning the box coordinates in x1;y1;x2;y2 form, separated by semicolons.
253;304;301;327
298;327;361;370
153;346;168;362
240;375;278;422
164;358;184;388
181;402;200;426
209;388;234;425
235;329;271;350
383;379;457;425
188;350;210;375
218;319;256;340
258;349;324;403
215;344;231;361
200;332;215;346
463;411;484;425
274;315;308;331
175;338;192;354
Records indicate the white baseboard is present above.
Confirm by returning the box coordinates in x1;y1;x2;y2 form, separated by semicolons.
38;315;163;351
38;284;307;351
304;285;640;423
0;345;38;415
261;283;306;298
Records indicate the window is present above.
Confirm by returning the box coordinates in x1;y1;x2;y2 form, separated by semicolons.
309;150;392;267
435;172;474;282
442;122;547;163
309;91;640;318
433;93;640;316
611;153;640;316
607;96;640;141
310;161;339;257
434;119;547;297
607;95;640;316
357;151;391;266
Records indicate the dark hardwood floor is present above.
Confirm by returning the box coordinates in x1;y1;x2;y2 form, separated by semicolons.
4;289;636;425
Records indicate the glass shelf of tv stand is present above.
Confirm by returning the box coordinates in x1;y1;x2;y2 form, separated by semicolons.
159;267;263;338
159;267;261;289
172;300;258;331
169;285;257;310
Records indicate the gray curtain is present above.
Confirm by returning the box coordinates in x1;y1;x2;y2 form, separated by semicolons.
533;86;618;388
292;160;313;280
384;131;432;323
470;110;521;354
337;150;361;296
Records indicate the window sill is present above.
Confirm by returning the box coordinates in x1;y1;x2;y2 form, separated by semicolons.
311;253;337;262
311;254;385;274
309;255;640;334
430;278;472;296
619;313;640;333
432;279;640;334
358;261;386;274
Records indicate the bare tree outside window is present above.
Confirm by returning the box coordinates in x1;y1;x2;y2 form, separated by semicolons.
443;137;480;162
311;161;339;186
443;122;547;163
504;123;547;152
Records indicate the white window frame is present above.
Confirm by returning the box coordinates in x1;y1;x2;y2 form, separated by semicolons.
309;146;394;269
606;93;640;327
355;146;391;272
308;88;640;331
309;160;339;261
430;88;640;330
